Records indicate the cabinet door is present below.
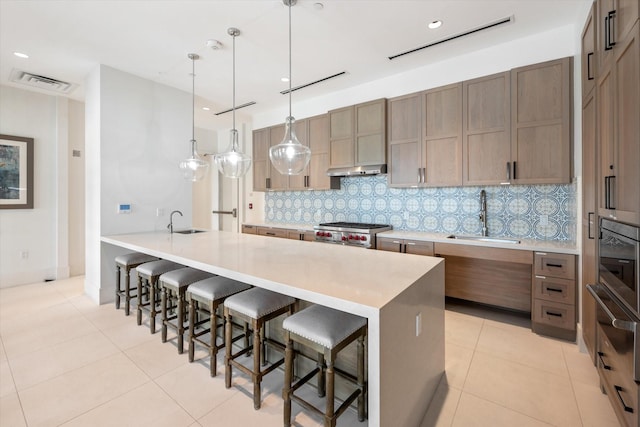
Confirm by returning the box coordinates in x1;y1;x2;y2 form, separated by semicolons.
462;72;511;185
424;83;463;186
252;128;270;191
387;93;422;187
329;106;354;168
598;61;615;215
288;119;309;190
404;240;434;256
355;99;386;165
510;58;572;184
242;225;257;234
582;4;597;97
269;124;290;191
598;0;617;70
307;114;332;190
612;22;640;224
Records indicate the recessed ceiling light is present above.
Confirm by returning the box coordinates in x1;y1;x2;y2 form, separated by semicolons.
428;20;442;29
202;107;210;111
13;51;29;59
281;77;290;82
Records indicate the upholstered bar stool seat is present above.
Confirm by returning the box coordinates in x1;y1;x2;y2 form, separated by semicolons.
136;260;182;333
159;267;214;353
224;287;296;410
282;304;367;427
115;252;158;315
186;276;252;376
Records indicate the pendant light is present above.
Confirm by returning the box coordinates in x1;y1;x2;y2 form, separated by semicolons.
269;0;311;175
214;28;252;178
179;53;210;181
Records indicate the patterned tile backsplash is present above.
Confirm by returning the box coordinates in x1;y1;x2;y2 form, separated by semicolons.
265;175;577;241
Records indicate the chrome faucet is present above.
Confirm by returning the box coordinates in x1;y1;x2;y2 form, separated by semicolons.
479;190;488;237
168;210;183;233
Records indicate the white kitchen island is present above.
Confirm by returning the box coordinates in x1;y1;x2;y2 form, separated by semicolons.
101;230;444;427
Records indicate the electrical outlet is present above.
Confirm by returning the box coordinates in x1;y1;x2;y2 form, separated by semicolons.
415;312;422;337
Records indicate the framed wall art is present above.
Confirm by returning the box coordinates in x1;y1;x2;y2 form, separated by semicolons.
0;134;34;209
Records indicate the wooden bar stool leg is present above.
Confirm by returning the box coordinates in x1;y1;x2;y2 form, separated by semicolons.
317;351;326;397
176;291;185;353
161;287;169;342
283;331;294;427
136;276;144;326
253;318;262;410
115;265;122;310
124;267;132;315
188;299;196;363
209;301;218;377
325;353;336;427
224;308;233;389
149;278;158;333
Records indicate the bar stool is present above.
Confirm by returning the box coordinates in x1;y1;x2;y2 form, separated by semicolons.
186;276;252;376
159;267;214;353
115;252;157;315
136;260;182;333
224;287;296;409
282;304;367;427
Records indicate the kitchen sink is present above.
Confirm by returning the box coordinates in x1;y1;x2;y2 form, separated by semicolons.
447;235;520;244
174;229;206;234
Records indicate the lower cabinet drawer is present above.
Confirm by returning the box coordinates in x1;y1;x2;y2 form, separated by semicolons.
256;227;288;239
533;276;576;304
532;299;575;331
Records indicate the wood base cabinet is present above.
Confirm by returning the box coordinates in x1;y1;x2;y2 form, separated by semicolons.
377;237;434;256
532;252;577;341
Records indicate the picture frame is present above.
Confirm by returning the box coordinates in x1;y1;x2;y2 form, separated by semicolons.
0;134;34;209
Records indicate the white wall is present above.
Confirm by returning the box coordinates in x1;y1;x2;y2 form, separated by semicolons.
68;99;85;276
0;85;83;288
85;65;194;303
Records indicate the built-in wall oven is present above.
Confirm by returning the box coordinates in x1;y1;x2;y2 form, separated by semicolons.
587;218;640;427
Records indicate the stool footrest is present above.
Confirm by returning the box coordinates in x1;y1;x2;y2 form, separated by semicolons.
290;367;321;394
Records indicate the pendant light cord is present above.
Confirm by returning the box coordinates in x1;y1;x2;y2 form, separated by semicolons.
232;32;236;131
191;55;195;144
288;0;292;138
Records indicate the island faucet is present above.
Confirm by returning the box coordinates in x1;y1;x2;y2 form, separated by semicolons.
479;190;488;237
168;210;183;233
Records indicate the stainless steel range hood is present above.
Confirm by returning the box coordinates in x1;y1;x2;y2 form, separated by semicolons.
326;164;387;177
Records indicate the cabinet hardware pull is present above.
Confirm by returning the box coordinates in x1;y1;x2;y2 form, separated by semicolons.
597;352;612;370
545;311;562;317
421;167;426;184
608;11;617;49
586;284;637;331
546;263;563;268
535;275;546;279
406;242;416;245
604;15;611;50
547;287;563;293
506;162;511;180
513;161;517;180
618;260;630;264
588;212;595;239
266;232;276;236
587;52;594;80
266;177;271;189
604;176;610;209
535;252;547;256
609;175;616;209
614;385;634;413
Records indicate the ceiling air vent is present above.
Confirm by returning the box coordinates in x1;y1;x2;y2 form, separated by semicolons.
280;71;347;95
9;69;77;94
389;16;514;60
214;101;257;116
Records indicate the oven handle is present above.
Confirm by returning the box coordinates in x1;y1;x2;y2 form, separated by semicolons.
586;284;637;332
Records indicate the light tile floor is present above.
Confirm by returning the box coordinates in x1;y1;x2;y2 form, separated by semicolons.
0;277;619;427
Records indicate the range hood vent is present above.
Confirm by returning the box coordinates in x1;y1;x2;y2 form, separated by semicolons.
327;164;387;177
388;16;514;61
9;69;77;94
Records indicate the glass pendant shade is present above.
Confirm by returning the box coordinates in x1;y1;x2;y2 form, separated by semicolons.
269;0;310;176
215;27;252;179
180;139;209;181
179;53;209;182
215;129;252;178
269;116;310;175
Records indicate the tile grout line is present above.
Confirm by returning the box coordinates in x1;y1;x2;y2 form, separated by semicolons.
559;344;587;427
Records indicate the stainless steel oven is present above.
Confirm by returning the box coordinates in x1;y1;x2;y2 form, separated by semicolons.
599;218;639;316
586;218;640;427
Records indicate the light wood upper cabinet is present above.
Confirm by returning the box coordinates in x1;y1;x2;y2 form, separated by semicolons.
597;0;639;71
599;21;639;224
424;83;463;186
252;128;270;191
510;57;572;184
329;98;386;168
462;72;511;185
388;93;422;187
582;3;597;98
287;118;309;191
307;114;334;190
329;106;355;168
388;84;462;187
268;124;290;191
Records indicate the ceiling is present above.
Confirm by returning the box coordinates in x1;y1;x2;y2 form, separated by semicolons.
1;0;589;119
